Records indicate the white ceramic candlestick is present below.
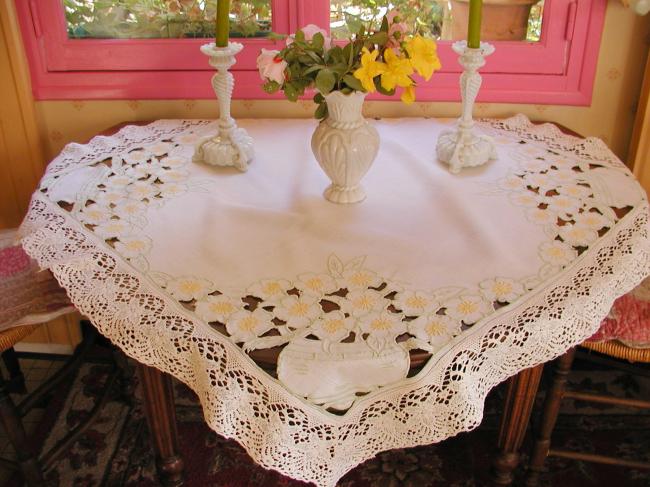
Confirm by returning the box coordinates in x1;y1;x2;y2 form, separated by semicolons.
193;42;253;172
437;40;497;174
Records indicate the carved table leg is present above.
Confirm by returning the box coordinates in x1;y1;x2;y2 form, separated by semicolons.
138;364;184;486
491;364;544;486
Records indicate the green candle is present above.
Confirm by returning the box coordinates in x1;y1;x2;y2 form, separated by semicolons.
467;0;482;49
215;0;230;47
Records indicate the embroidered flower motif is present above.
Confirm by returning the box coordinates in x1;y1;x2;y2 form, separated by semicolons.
113;199;146;219
94;220;134;239
556;183;592;199
173;133;202;145
310;311;355;342
558;223;599;247
343;289;387;317
104;174;133;188
509;191;544;208
123;150;151;165
573;211;612;231
479;277;525;303
408;313;460;347
394;290;436;316
93;189;124;206
128;181;160;200
548;168;578;184
146;142;173;156
539;241;577;266
125;165;152;180
225;308;273;344
526;207;558;226
195;295;242;323
338;269;383;290
295;272;339;296
544;194;583;219
247;278;291;302
498;174;525;191
443;295;492;324
523;172;553;190
159;183;188;198
159;156;187;168
360;311;406;338
166;276;213;301
274;295;321;329
154;168;189;183
518;159;549;172
114;235;152;259
78;203;112;225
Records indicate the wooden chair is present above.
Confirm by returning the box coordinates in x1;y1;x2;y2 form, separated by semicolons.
0;229;122;486
526;305;650;485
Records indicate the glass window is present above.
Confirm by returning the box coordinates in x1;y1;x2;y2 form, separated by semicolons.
64;0;272;39
330;0;544;42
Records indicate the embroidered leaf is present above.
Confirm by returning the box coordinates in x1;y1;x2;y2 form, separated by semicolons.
328;254;345;277
242;335;292;353
149;271;172;286
344;255;366;272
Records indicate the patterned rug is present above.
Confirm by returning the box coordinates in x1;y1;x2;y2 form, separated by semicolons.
11;357;650;487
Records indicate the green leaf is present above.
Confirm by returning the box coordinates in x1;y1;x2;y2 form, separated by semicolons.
262;80;281;94
313;92;325;104
304;65;325;75
312;32;324;50
368;32;388;46
294;30;305;42
315;68;336;95
284;82;299;102
380;15;389;33
343;74;363;92
314;102;328;120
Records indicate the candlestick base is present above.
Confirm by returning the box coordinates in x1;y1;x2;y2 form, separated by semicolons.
193;42;254;172
437;41;496;173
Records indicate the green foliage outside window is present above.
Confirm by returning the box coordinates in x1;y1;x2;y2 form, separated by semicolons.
64;0;271;39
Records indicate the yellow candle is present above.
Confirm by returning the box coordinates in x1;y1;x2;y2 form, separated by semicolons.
216;0;230;47
467;0;482;49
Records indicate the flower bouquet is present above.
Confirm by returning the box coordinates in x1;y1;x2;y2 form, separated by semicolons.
256;12;442;204
257;13;441;118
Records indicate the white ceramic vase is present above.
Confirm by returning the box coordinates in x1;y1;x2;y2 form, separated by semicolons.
311;91;379;204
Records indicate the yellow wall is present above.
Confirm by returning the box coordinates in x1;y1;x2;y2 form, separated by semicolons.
36;3;649;163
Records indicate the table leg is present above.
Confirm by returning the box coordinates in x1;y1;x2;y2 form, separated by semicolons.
138;364;184;486
491;364;544;486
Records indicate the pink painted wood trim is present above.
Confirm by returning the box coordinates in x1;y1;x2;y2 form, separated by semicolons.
16;0;606;105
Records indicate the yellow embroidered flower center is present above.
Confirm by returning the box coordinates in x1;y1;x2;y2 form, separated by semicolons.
209;302;235;314
305;278;323;290
262;282;282;295
354;296;374;310
126;241;146;251
289;301;310;316
457;301;478;315
492;282;513;296
406;296;427;309
239;316;258;332
87;210;104;219
179;281;202;294
370;317;392;331
547;247;565;258
323;319;345;334
425;321;445;336
349;272;371;287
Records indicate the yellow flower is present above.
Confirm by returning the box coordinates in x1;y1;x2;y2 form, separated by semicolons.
380;48;414;92
405;35;441;81
353;48;387;93
401;85;416;104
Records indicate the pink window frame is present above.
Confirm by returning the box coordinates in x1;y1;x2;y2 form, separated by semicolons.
16;0;606;105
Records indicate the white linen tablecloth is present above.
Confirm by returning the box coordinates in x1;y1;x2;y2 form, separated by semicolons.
19;116;650;486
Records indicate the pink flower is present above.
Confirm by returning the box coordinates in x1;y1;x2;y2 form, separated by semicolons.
286;24;331;50
386;10;409;48
257;48;288;84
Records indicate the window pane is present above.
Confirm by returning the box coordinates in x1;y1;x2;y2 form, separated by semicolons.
329;0;544;42
64;0;272;39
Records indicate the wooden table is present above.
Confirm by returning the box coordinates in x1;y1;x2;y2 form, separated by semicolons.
83;120;582;487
